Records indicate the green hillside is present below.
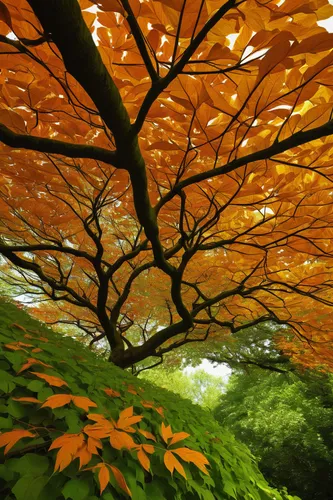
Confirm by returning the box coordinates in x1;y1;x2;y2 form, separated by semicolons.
0;300;298;500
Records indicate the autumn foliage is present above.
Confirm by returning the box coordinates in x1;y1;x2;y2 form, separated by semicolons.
0;301;297;499
1;0;333;370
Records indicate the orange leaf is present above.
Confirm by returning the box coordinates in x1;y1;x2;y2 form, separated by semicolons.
30;372;68;387
4;342;32;352
87;413;111;424
138;428;156;442
258;38;290;80
74;442;92;469
141;401;164;416
41;394;72;409
17;358;52;374
172;447;210;475
72;396;97;412
164;450;187;479
109;464;132;497
161;422;173;444
104;388;121;397
12;397;41;404
31;348;43;353
117;406;143;431
87;436;103;454
10;323;27;332
89;0;125;15
49;433;85;472
156;406;165;417
0;429;35;454
142;444;155;454
0;2;12;28
109;429;136;450
137;447;150;472
169;431;190;446
98;463;110;494
140;400;154;409
84;423;112;439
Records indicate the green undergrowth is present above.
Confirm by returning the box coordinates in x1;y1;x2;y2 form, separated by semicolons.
0;300;299;500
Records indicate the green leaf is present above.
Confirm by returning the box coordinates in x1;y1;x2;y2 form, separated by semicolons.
3;351;25;371
27;380;45;392
8;454;50;476
7;399;29;418
0;369;15;394
223;480;237;499
0;332;13;343
125;480;146;500
0;463;15;482
12;475;49;500
0;360;10;370
64;409;82;433
37;387;54;401
101;494;116;500
145;481;168;499
0;415;13;428
62;478;91;500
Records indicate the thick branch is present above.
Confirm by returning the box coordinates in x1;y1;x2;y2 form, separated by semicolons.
0;124;118;166
155;119;333;213
27;0;132;146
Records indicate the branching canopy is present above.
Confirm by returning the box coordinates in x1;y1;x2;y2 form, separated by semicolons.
1;0;333;369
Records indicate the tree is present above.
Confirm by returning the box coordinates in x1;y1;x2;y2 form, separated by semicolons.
140;368;225;409
171;322;295;374
1;0;333;370
214;368;333;500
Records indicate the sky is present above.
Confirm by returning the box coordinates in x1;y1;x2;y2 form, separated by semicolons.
185;359;232;381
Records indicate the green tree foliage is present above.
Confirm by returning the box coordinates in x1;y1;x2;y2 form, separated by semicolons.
0;300;298;500
140;368;225;409
178;323;293;374
214;369;333;500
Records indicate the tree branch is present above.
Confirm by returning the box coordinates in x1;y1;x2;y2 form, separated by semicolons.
132;0;238;134
0;124;118;166
155;119;333;214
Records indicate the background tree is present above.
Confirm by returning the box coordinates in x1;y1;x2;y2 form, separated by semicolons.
172;322;294;374
1;0;333;370
214;368;333;500
140;368;225;409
